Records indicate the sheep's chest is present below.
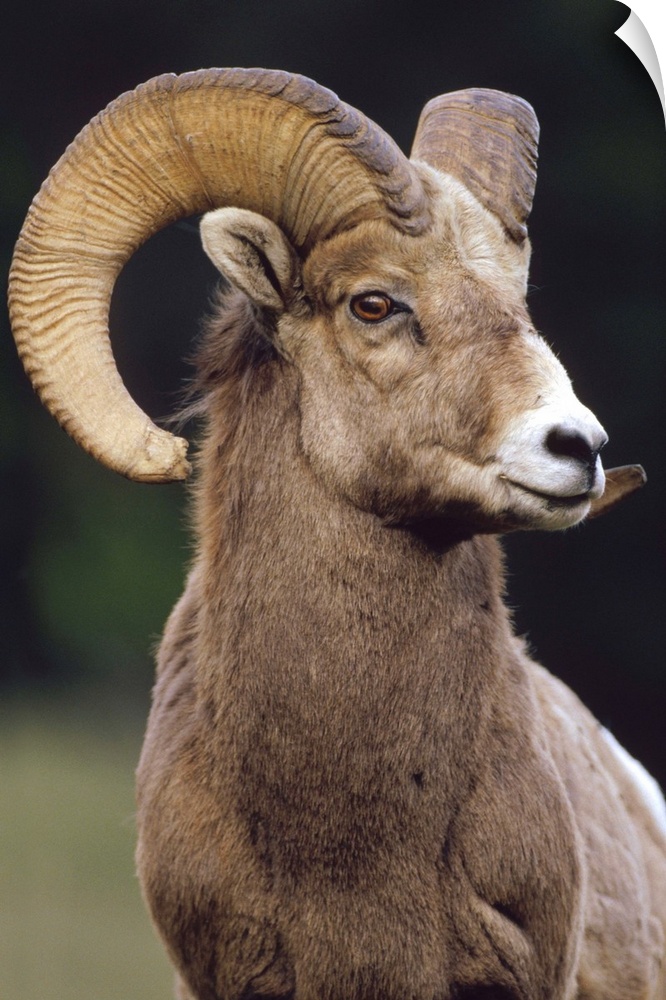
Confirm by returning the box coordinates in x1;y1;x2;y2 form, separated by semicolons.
139;688;583;1000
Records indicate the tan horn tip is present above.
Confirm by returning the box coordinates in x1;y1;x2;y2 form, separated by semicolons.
119;427;192;484
587;464;647;519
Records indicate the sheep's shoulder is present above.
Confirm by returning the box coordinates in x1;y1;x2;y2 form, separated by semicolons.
529;660;666;998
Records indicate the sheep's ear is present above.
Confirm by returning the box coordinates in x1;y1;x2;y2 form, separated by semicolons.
200;208;300;311
587;465;647;519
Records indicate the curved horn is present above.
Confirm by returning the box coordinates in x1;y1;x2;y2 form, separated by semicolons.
9;69;428;482
410;88;539;244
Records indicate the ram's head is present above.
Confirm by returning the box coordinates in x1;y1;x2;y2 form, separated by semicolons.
8;69;643;531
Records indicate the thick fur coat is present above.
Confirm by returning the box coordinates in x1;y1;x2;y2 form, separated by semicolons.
136;284;666;1000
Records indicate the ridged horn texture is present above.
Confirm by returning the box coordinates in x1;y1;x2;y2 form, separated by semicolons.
8;68;428;482
410;88;539;244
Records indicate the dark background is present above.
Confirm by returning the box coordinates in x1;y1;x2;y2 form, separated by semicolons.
1;0;664;785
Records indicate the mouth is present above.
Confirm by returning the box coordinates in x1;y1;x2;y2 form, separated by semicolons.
506;478;591;509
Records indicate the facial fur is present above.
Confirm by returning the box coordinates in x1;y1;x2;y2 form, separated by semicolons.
259;170;606;533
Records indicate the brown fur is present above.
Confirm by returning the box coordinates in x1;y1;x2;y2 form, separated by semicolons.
136;185;666;1000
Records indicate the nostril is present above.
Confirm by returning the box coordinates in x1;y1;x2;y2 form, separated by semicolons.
545;426;601;470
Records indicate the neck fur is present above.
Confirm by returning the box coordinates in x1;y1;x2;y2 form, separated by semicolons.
188;348;517;873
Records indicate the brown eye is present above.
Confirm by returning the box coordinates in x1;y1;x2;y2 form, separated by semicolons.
350;293;394;323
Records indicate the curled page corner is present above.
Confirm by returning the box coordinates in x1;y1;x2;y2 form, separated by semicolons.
615;2;665;125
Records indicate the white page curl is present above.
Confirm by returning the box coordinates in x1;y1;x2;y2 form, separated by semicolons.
615;1;665;124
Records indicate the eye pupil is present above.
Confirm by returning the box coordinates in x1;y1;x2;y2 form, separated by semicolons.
351;293;393;322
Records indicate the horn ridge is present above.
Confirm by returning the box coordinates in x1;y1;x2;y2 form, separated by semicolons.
134;68;427;230
9;68;427;482
410;87;539;243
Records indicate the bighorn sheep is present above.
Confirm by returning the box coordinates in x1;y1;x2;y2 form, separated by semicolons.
9;69;666;1000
